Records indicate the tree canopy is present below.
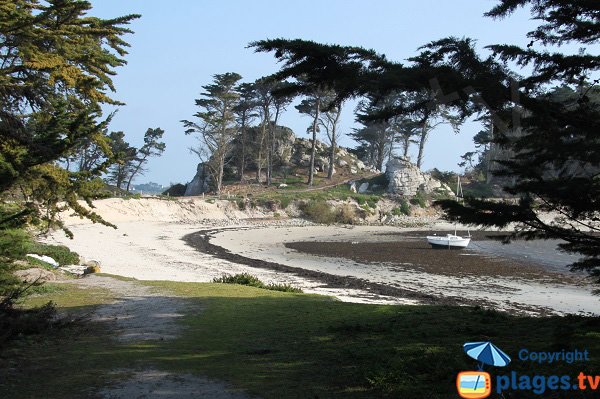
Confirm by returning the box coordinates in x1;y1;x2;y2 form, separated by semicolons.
251;0;600;281
0;0;140;233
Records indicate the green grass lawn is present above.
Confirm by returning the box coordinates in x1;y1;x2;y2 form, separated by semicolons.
2;279;599;398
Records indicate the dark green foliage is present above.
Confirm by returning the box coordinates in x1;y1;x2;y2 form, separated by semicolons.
410;192;427;208
212;273;302;293
25;243;79;267
0;0;138;342
162;184;187;197
0;301;58;348
392;200;411;216
462;181;495;198
253;2;600;283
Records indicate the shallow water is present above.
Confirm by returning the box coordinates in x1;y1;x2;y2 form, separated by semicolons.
469;239;582;274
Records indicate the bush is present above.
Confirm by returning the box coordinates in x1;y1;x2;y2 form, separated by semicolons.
279;196;292;209
162;183;187;197
25;242;79;266
392;200;411;216
409;192;427;208
337;204;358;225
300;200;337;224
212;273;302;293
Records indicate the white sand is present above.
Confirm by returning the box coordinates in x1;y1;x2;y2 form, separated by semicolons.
47;198;600;315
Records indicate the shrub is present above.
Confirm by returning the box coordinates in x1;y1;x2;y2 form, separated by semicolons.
300;200;337;224
400;200;411;216
212;273;302;293
279;196;292;209
392;200;411;216
25;242;79;266
409;191;427;208
213;273;264;287
337;204;358;225
162;183;187;197
237;199;246;210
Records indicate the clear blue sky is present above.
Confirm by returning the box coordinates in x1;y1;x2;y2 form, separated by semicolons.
88;0;539;187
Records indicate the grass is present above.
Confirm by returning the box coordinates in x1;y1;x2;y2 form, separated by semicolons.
2;279;600;398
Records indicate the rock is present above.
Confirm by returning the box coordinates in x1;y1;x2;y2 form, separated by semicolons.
85;260;101;268
337;159;348;167
14;268;56;283
59;265;88;276
26;254;59;268
355;160;366;170
184;163;211;196
278;183;288;188
349;182;357;193
337;148;348;157
358;182;369;193
84;264;101;274
385;157;452;196
350;167;358;174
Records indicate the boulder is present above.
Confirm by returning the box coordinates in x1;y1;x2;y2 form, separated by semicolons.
358;182;369;193
59;265;88;276
349;182;357;193
385;157;452;196
337;159;348;167
350;167;358;175
14;268;56;283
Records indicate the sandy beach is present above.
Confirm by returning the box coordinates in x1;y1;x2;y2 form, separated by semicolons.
46;198;600;316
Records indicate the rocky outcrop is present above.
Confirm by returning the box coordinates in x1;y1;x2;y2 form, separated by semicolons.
184;163;211;196
385;157;452;196
183;124;376;195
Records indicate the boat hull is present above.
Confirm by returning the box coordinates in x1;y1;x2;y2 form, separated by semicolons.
426;235;471;249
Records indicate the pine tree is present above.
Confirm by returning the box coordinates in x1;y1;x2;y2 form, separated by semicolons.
182;73;242;195
0;0;139;232
125;128;166;192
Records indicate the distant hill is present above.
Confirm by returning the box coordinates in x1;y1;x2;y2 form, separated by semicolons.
131;182;166;195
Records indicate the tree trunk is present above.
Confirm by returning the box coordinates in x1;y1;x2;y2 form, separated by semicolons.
267;107;281;186
216;155;224;195
256;120;267;183
307;97;320;186
125;158;145;193
402;134;410;158
416;124;428;170
486;124;494;184
239;113;247;182
328;133;336;179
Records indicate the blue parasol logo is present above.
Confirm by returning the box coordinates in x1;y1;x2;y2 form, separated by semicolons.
463;341;511;369
456;342;511;398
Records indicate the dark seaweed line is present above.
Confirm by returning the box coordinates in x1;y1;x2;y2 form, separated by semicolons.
183;228;490;308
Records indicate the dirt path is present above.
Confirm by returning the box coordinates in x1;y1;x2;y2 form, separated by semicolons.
74;275;256;399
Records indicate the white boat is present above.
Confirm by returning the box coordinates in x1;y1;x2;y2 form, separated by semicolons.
426;233;471;249
426;176;471;249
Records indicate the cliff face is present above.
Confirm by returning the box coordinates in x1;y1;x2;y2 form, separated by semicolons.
385;157;452;196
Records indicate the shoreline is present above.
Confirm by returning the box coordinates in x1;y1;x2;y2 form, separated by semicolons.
44;198;600;316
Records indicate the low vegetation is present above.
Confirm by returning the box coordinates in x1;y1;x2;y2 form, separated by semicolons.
24;242;80;266
2;280;599;398
213;273;303;293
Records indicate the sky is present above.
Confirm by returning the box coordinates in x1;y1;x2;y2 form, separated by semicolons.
87;0;541;187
